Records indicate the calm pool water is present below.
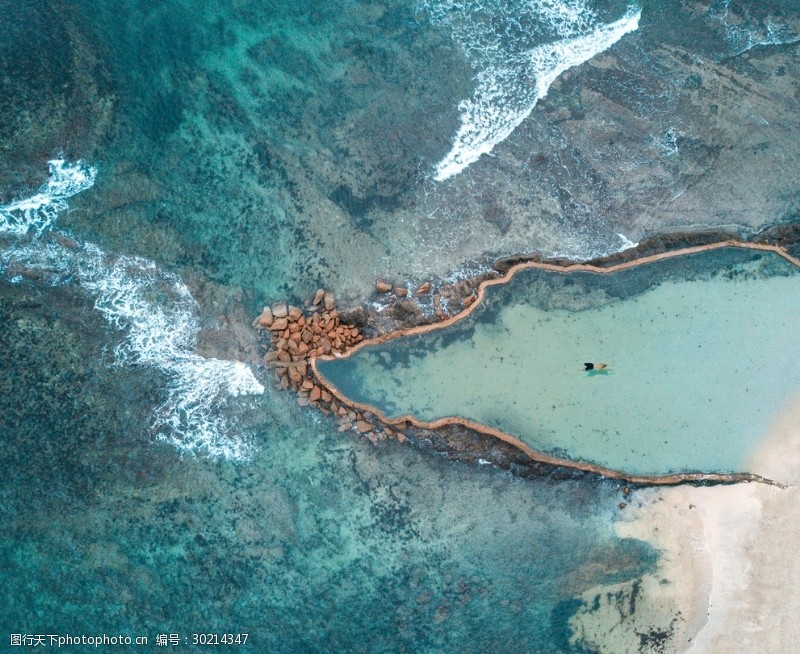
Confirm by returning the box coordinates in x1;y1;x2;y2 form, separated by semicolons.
319;248;800;475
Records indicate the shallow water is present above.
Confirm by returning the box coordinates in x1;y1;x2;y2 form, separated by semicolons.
319;248;800;475
0;279;654;650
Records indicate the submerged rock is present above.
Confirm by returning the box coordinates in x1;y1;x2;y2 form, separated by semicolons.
414;281;431;296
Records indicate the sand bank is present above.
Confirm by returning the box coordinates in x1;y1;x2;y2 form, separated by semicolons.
570;394;800;653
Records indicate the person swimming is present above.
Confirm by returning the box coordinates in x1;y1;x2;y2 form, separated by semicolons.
584;362;608;371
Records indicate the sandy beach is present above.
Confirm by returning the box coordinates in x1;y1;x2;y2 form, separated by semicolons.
570;393;800;653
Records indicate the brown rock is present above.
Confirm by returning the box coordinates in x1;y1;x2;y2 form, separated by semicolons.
320;338;332;354
432;293;442;312
309;386;321;402
394;287;408;297
356;420;374;433
288;305;303;321
414;281;431;296
313;288;325;306
272;302;288;319
338;422;352;432
375;279;393;293
255;306;274;328
279;375;289;389
288;366;303;383
297;341;310;356
264;351;279;363
288;321;302;333
302;379;314;391
397;432;407;443
323;291;335;311
297;395;309;407
270;317;289;331
321;390;332;402
301;329;313;344
462;294;476;308
287;339;299;354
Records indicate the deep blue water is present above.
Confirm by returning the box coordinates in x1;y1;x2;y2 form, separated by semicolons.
1;0;799;651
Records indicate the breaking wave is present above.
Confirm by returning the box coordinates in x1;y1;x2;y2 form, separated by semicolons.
424;0;641;180
0;160;264;460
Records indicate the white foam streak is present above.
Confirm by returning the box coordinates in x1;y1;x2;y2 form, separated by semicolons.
0;159;97;235
433;6;641;181
712;1;800;57
1;161;264;461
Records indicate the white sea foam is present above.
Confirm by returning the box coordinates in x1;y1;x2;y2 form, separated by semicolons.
425;1;641;180
710;1;800;57
0;159;97;236
617;233;639;251
0;161;264;460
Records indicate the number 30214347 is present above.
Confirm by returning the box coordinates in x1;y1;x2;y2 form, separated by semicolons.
192;633;248;645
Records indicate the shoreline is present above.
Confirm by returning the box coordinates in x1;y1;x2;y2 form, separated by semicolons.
570;395;800;652
308;237;800;486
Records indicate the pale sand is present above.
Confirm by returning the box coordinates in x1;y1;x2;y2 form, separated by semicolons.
570;393;800;653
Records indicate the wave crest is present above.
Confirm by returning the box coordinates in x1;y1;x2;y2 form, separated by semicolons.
0;161;264;460
424;1;641;180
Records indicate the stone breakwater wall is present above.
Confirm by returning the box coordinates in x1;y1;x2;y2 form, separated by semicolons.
254;289;408;445
254;229;800;485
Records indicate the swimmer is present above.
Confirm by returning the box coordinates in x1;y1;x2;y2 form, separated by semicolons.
584;362;608;371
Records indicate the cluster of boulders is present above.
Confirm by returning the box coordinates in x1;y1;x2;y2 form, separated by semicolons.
254;289;407;445
375;277;478;321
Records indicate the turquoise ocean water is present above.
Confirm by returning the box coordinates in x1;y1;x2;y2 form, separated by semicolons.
1;0;798;651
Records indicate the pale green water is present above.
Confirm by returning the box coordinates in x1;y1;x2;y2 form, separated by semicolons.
319;248;800;475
